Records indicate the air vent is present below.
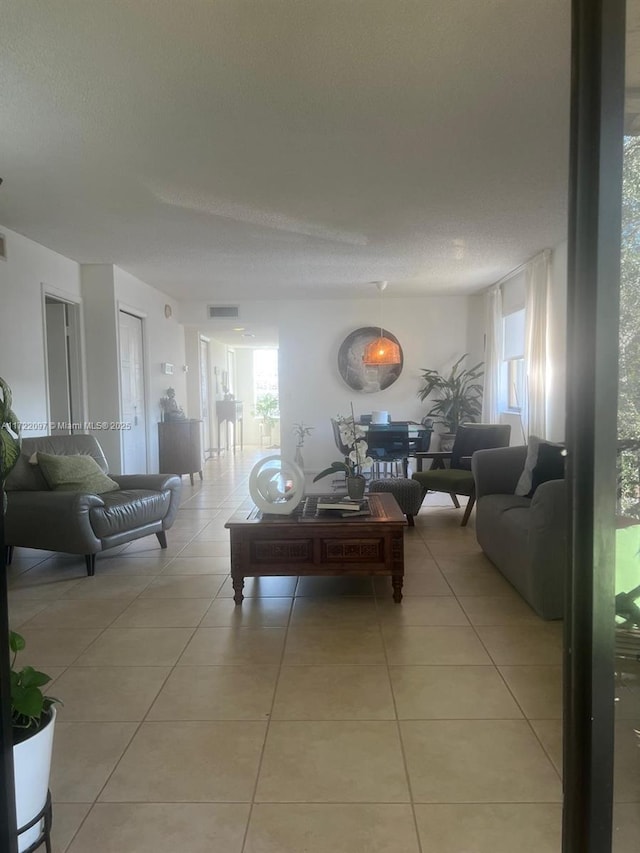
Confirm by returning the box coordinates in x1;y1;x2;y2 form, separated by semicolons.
0;233;6;261
208;305;239;319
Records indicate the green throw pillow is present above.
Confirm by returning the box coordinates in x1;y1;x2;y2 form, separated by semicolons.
35;452;120;494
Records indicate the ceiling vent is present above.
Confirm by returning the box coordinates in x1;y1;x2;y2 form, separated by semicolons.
0;233;6;261
208;305;239;319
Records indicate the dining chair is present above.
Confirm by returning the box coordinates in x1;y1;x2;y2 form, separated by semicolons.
411;423;511;525
366;424;410;478
330;418;351;465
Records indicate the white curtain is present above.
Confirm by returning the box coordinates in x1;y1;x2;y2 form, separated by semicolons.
523;249;550;439
482;286;503;423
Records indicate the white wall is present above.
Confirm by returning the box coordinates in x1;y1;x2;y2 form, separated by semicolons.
277;295;469;472
0;225;81;432
184;328;202;420
81;265;121;468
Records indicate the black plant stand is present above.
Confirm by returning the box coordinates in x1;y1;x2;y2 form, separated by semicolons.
17;790;52;853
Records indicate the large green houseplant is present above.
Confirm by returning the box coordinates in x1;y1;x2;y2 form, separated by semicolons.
253;393;279;435
0;377;21;512
417;354;484;434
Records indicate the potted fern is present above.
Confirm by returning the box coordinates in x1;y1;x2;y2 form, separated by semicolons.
1;376;60;851
417;354;484;449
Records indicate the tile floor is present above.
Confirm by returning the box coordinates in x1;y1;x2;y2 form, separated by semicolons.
5;448;637;852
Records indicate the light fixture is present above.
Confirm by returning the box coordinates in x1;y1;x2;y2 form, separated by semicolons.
362;281;401;366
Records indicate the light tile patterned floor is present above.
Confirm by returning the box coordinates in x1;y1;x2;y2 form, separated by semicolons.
4;448;587;851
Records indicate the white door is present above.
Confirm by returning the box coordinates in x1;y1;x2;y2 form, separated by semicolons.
45;300;72;435
119;311;147;473
200;337;211;457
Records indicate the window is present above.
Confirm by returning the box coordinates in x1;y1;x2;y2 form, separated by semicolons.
253;348;279;410
502;308;525;411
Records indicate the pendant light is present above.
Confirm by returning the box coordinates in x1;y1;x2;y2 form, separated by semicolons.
362;281;401;365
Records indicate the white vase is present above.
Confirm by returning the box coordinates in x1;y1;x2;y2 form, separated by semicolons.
294;446;304;471
14;706;56;852
438;433;456;453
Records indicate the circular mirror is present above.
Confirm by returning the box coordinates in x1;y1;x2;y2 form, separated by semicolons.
337;326;403;393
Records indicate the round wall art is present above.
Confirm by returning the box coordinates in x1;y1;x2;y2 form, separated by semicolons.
337;326;404;393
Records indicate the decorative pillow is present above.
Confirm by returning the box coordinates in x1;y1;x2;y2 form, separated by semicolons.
34;452;120;494
514;435;544;496
515;435;565;497
526;441;566;497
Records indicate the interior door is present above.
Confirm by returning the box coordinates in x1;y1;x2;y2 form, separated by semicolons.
119;310;147;473
45;299;71;434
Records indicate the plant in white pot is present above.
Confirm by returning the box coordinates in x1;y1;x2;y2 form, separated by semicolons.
10;631;61;852
1;376;60;851
292;422;314;471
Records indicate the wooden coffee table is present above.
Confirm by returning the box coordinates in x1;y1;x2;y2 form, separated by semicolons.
224;492;405;604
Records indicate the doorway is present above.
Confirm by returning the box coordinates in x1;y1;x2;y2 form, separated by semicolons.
118;310;148;473
43;296;84;434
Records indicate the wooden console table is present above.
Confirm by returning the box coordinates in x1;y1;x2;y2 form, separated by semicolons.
224;492;405;604
216;400;243;454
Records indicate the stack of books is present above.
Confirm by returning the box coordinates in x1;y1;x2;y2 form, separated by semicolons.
315;495;370;517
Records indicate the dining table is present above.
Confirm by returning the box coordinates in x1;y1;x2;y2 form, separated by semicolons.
356;420;432;476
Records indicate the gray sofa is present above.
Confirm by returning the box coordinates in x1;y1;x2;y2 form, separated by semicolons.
5;435;182;575
471;444;567;620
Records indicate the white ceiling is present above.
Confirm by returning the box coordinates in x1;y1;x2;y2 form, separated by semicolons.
0;1;571;314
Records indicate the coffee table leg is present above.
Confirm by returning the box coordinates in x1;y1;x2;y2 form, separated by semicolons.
392;573;403;603
232;574;245;605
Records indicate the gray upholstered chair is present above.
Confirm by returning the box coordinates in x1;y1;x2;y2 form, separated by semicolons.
411;423;511;526
4;435;182;575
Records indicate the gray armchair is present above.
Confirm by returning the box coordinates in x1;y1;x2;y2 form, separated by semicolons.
472;444;567;620
4;435;182;575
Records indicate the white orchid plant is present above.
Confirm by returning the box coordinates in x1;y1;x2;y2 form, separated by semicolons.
313;409;373;483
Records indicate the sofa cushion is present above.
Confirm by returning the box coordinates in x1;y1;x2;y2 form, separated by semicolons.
35;452;120;494
413;468;474;494
515;436;565;496
478;493;532;517
89;489;171;538
5;453;49;491
527;441;566;497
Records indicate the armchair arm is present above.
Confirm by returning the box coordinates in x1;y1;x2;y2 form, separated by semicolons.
529;478;567;536
112;473;183;531
113;474;181;492
472;445;528;498
5;490;105;553
411;451;452;473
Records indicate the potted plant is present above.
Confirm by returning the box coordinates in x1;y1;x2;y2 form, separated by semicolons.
0;376;20;512
292;422;314;471
417;354;484;449
253;393;279;445
10;631;61;852
1;376;60;851
313;410;373;500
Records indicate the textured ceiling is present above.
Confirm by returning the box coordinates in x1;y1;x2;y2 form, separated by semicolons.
0;0;571;309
